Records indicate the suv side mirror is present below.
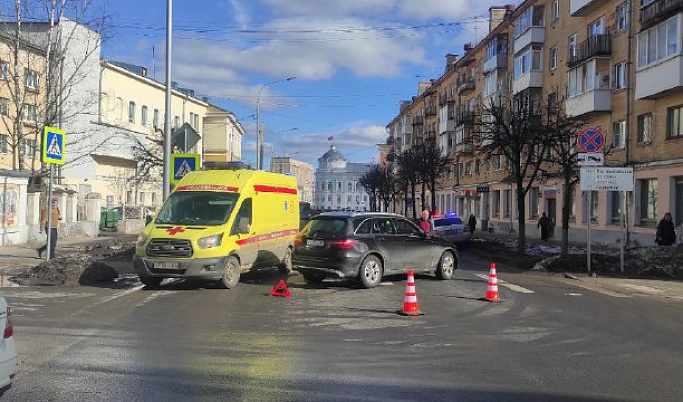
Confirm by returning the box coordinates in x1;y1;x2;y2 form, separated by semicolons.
238;217;251;234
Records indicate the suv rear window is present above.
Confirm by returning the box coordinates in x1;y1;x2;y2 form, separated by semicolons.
434;217;463;227
303;218;348;238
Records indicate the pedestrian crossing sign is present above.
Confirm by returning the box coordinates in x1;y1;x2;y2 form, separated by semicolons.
171;153;200;185
42;126;66;165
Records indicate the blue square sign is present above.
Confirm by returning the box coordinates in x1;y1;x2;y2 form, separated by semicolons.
170;153;200;185
42;126;66;165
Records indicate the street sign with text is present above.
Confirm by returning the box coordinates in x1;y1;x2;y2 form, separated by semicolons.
577;152;604;166
580;167;634;191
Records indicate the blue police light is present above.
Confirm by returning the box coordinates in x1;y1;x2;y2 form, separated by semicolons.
445;211;458;218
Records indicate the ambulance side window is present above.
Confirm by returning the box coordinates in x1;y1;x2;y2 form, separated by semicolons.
231;198;252;236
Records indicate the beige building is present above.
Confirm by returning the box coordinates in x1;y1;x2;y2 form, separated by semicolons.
270;156;315;203
63;60;244;211
0;34;46;172
387;0;683;244
203;104;243;163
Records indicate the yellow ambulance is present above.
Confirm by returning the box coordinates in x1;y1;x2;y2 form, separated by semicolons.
133;168;299;289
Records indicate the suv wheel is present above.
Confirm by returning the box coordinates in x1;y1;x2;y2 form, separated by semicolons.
221;256;241;289
358;255;383;288
278;247;292;274
140;276;162;289
436;251;456;280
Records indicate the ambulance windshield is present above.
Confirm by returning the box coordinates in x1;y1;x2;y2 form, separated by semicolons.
155;191;240;226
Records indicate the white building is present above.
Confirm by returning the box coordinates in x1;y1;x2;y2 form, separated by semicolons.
314;145;371;211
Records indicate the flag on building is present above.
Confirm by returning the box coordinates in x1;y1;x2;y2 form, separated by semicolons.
327;136;334;141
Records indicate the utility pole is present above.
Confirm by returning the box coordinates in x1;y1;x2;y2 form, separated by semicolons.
162;0;173;200
255;77;296;170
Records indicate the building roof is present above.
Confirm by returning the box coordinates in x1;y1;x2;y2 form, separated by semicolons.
319;145;346;162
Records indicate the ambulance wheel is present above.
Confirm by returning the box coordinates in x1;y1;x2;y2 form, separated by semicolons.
221;256;241;289
278;247;293;274
140;277;162;289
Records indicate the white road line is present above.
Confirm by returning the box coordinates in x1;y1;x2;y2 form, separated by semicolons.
474;273;534;294
137;290;170;308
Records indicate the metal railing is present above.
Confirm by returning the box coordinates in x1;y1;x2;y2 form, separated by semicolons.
641;0;683;31
567;34;611;68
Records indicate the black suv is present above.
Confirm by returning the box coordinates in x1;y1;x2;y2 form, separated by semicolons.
292;212;458;288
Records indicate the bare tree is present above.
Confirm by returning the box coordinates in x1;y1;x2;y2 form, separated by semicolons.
0;0;111;176
475;94;552;255
415;138;453;213
359;164;383;212
395;149;419;219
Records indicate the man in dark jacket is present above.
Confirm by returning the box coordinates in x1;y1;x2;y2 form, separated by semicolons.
538;212;550;242
468;214;476;239
656;212;676;246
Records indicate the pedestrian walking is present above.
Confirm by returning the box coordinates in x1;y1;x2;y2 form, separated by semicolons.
655;212;676;246
468;213;476;239
419;209;432;233
37;199;61;258
538;212;550;242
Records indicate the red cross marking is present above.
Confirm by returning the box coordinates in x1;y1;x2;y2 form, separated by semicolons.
166;227;185;235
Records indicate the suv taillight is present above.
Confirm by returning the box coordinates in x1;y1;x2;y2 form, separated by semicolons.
328;239;356;249
4;307;13;339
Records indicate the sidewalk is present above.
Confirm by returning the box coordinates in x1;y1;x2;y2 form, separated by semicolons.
0;233;135;272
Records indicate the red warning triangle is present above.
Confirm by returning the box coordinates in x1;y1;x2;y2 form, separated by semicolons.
269;280;291;297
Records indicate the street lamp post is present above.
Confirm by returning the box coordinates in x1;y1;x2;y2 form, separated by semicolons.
256;77;296;170
162;0;173;200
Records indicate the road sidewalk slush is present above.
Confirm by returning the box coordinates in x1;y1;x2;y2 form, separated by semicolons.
0;235;133;286
0;235;682;301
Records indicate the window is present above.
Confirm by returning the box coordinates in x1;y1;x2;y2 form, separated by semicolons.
637;113;652;143
614;62;626;89
139;192;146;205
0;134;8;153
639;179;658;227
336;195;341;204
485;37;507;61
514;45;542;78
347;195;352;202
530;187;539;218
667;106;683;138
189;112;195;128
493;155;502;171
503;189;512;218
549;46;557;70
0;62;8;80
484;73;498;96
610;192;625;224
24;69;39;89
551;0;559;21
394;219;421;236
616;2;629;31
613;120;626;148
128;101;136;124
547;92;558;112
153;109;160;128
337;182;342;191
465;161;472;175
0;97;7;116
174;116;180;128
568;34;577;59
637;16;679;68
347;182;352;192
514;6;544;38
587;17;605;37
458;162;464;177
193;113;200;131
141;106;148;126
475;159;480;175
327;181;332;191
354;218;373;234
230;198;253;235
23;104;37;122
492;190;500;216
126;190;134;205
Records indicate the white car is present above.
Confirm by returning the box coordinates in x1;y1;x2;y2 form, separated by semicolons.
0;297;17;394
432;216;470;244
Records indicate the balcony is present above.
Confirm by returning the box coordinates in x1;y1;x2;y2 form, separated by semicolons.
567;35;611;68
456;108;475;126
439;92;455;106
513;26;545;54
636;53;683;99
454;141;474;154
412;115;424;126
457;77;475;95
425;106;437;116
484;53;507;72
570;0;608;16
512;71;543;95
640;0;683;31
565;88;611;117
439;118;455;134
401;122;413;135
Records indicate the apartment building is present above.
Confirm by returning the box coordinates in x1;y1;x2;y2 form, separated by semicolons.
0;34;47;172
387;0;683;244
270;156;315;203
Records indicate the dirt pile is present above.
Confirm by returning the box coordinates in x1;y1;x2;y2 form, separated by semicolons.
11;239;136;286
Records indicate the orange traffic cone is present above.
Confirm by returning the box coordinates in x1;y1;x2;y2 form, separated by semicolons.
398;269;424;316
484;263;501;302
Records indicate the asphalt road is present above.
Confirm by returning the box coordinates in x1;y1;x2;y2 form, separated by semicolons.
2;249;682;402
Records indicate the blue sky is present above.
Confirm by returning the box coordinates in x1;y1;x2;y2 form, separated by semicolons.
99;0;505;168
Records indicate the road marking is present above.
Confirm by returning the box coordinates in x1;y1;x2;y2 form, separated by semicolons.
565;293;582;296
379;282;394;286
137;291;170;308
474;273;534;294
617;284;664;294
71;285;144;316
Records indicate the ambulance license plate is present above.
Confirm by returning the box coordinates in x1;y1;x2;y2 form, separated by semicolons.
154;261;180;270
307;239;325;247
